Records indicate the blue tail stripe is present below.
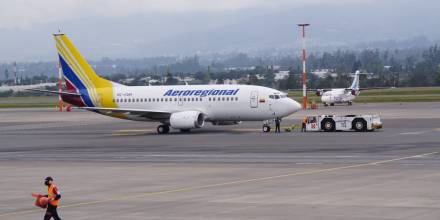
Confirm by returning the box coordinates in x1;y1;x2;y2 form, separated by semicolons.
59;55;94;107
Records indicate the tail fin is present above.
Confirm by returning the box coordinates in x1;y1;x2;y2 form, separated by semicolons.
350;70;360;90
54;34;117;107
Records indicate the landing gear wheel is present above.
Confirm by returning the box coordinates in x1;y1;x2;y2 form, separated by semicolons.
263;125;271;133
323;103;328;107
348;101;353;106
330;103;335;106
157;125;170;134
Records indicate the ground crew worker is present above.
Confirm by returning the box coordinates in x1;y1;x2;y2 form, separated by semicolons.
301;117;307;132
43;177;62;220
275;117;281;133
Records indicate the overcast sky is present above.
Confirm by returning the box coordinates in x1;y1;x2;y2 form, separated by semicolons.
0;0;439;61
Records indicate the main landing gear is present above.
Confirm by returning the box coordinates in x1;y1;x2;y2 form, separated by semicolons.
157;124;170;134
348;101;353;106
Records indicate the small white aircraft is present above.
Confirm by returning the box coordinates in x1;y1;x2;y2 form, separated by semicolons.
32;34;302;134
316;71;362;106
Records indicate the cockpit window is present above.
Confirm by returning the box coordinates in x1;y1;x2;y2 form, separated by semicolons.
274;95;280;99
269;95;274;99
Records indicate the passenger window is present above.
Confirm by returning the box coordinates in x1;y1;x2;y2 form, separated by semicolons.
235;97;238;101
200;98;203;101
192;98;194;101
222;97;225;101
174;98;177;101
184;98;186;101
165;98;168;102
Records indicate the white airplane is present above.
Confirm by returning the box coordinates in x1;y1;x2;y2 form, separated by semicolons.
34;34;301;134
316;71;363;106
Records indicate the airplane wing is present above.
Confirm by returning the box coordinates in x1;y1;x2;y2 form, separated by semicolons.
79;107;172;120
288;89;329;92
26;89;81;96
345;87;395;91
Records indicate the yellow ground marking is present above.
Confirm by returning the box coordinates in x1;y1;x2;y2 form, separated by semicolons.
0;151;437;218
0;166;17;171
112;129;154;136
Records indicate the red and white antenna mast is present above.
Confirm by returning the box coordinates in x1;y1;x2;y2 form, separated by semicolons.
297;23;310;110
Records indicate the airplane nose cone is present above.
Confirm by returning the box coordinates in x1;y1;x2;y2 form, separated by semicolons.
287;98;302;114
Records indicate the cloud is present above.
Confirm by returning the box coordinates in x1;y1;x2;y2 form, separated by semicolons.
0;0;373;29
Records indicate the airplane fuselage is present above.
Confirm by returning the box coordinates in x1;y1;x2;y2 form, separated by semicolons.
93;84;301;122
321;88;359;104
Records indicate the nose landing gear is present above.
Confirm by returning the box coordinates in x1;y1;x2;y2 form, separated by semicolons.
263;125;271;132
262;120;271;132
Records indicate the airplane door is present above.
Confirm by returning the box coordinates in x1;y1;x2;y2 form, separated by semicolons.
250;91;258;108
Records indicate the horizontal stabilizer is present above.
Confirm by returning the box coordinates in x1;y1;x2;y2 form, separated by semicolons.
26;89;81;96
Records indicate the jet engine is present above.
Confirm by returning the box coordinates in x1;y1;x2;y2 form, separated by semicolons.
351;89;357;95
170;111;205;129
316;89;323;96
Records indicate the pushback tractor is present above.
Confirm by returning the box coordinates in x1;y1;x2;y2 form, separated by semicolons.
305;115;382;132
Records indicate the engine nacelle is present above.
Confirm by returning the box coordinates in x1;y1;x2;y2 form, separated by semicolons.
170;111;205;129
316;89;323;96
351;89;357;96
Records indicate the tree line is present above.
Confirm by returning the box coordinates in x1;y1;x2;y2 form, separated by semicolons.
1;45;440;91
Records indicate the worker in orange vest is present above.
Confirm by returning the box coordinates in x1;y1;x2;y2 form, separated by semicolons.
43;177;62;220
301;117;308;132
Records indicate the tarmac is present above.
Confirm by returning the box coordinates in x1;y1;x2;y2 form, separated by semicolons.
0;102;439;220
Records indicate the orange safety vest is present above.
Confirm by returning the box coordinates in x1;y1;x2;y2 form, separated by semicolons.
48;184;60;206
302;117;308;124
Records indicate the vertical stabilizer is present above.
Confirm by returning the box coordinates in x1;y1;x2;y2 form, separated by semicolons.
53;34;117;107
350;71;360;90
